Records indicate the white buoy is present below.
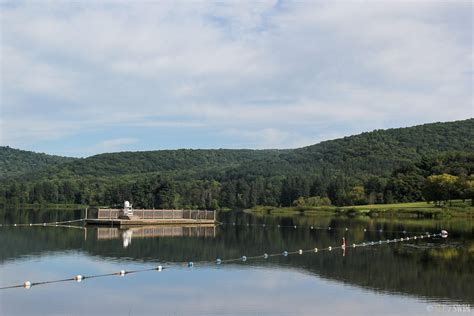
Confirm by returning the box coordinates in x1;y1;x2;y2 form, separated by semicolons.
294;225;297;229
216;258;222;265
14;224;17;227
24;281;31;289
156;265;163;272
119;270;126;276
310;226;314;229
328;246;332;251
363;228;367;232
352;244;356;248
314;248;318;253
75;275;83;282
263;253;269;259
441;230;448;238
298;249;303;255
241;256;247;262
283;251;288;256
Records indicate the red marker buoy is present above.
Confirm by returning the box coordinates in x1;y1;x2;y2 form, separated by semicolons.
342;237;346;257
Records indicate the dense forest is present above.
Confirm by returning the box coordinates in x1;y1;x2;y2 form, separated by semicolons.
1;119;473;209
0;146;76;179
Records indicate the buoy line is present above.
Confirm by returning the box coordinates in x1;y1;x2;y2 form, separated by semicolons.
0;230;448;291
0;218;86;228
217;221;444;235
1;219;443;236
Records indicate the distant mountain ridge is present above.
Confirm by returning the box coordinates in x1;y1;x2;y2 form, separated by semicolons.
1;119;473;209
0;146;77;179
223;118;474;178
1;119;473;180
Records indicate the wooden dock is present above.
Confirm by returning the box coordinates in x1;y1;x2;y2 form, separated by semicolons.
85;208;216;227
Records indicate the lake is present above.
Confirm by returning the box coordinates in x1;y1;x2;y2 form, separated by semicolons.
0;209;473;315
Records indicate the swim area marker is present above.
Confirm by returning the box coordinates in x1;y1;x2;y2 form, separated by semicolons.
0;230;448;290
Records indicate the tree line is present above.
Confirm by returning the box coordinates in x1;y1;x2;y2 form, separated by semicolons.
1;119;473;209
2;153;472;209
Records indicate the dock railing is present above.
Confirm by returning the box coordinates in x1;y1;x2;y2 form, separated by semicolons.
97;209;215;221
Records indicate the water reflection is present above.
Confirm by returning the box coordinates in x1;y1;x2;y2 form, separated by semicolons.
94;225;216;248
0;208;473;315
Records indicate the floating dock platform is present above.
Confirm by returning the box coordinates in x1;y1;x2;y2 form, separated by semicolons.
85;208;216;227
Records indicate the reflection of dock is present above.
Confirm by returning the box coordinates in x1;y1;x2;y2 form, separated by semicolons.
97;225;216;240
86;209;216;226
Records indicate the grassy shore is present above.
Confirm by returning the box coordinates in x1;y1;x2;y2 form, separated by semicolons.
246;200;474;218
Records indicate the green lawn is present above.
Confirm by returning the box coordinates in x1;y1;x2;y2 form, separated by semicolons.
246;200;473;218
340;200;471;210
340;201;433;210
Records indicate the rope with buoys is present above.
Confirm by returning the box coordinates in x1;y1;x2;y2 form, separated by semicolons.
2;218;444;236
217;221;445;235
0;230;448;291
0;218;86;227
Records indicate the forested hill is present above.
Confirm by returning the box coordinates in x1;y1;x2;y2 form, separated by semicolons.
17;149;287;180
227;118;474;178
0;146;76;179
1;119;473;208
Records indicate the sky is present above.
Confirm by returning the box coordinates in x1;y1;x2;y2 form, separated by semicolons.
0;1;472;157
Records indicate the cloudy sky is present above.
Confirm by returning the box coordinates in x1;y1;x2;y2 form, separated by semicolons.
0;1;472;157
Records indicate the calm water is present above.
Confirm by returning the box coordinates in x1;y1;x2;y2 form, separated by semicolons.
0;209;473;316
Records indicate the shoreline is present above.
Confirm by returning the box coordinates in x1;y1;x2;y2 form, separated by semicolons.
246;201;474;218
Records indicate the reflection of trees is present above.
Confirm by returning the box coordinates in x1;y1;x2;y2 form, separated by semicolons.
1;210;473;304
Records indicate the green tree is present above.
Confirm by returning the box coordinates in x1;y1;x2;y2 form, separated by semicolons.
348;186;367;205
423;174;459;205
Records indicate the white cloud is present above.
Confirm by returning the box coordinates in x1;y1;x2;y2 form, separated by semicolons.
1;45;78;100
0;1;472;154
224;128;318;149
99;137;138;149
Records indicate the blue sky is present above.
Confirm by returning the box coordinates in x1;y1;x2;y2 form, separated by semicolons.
1;1;472;157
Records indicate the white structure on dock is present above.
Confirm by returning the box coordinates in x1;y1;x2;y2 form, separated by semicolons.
121;201;134;218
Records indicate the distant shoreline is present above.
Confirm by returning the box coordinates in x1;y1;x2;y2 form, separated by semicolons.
246;200;474;218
